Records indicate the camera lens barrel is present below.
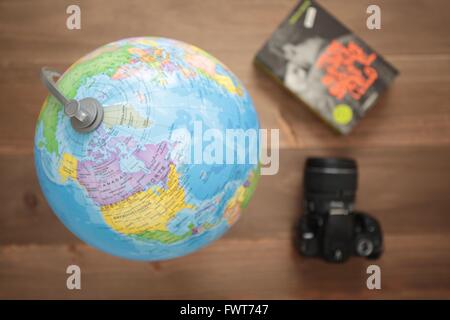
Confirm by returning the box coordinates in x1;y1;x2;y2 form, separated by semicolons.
304;157;358;204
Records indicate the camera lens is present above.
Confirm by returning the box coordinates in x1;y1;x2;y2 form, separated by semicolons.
356;238;374;257
304;157;357;202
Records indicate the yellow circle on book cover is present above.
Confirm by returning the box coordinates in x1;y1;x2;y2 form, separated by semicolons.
333;104;353;125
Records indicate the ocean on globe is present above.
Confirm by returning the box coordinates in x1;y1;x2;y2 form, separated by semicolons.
34;37;260;260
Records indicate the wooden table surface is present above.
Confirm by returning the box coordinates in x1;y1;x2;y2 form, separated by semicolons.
1;0;450;299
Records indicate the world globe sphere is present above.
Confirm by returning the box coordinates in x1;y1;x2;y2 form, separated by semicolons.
34;37;260;260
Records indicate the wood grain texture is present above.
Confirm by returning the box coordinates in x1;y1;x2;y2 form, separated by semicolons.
0;0;450;299
1;0;450;150
1;149;450;299
2;234;450;299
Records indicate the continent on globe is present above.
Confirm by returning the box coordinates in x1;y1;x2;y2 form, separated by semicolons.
103;103;152;129
101;163;194;235
224;167;260;225
59;153;78;183
184;50;244;96
77;139;171;206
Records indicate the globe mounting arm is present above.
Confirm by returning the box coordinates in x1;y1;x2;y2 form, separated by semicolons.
40;67;104;133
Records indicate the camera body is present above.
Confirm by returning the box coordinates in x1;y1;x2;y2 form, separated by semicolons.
295;157;383;263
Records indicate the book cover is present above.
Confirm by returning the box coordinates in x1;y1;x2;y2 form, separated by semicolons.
254;0;399;134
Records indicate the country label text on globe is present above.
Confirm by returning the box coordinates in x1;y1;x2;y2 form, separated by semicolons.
35;37;260;260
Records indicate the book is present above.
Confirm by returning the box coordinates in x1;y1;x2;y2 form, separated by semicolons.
254;0;399;134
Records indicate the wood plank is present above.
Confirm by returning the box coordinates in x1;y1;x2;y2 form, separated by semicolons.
1;55;450;151
2;148;450;245
1;0;449;63
1;1;450;150
1;234;449;299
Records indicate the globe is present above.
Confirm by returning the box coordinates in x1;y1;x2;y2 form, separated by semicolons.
35;37;260;260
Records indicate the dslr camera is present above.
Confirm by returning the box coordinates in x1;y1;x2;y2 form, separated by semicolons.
295;157;383;263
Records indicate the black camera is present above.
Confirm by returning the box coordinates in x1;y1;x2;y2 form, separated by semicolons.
295;157;383;263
